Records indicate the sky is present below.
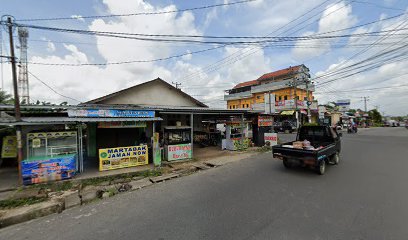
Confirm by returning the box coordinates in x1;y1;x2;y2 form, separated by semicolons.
0;0;407;116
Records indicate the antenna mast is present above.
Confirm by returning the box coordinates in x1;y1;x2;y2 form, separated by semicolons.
18;27;29;104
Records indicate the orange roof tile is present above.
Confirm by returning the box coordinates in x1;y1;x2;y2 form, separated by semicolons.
257;65;302;81
233;79;259;89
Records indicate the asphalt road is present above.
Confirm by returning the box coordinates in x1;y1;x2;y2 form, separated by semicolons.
1;127;408;240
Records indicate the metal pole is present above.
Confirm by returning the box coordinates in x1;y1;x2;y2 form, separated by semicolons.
190;113;193;158
306;80;311;123
7;17;23;185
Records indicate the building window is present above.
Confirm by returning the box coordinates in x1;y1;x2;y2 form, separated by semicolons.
304;97;307;101
284;96;288;100
257;96;261;99
242;104;245;108
246;104;249;108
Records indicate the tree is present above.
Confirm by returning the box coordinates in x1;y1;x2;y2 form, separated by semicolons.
0;90;14;104
368;109;382;123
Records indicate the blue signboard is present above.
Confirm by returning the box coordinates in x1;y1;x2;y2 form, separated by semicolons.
22;154;77;185
68;109;155;118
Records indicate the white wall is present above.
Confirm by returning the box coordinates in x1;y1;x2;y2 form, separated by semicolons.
98;81;200;107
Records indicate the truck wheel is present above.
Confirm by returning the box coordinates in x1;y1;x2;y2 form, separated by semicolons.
283;158;291;168
332;152;340;165
317;160;326;175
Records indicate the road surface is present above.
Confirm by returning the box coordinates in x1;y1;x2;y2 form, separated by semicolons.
1;127;408;240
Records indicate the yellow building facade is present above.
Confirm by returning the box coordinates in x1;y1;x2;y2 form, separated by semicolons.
227;88;313;110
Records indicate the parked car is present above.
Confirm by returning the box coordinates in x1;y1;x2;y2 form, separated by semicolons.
272;125;342;175
274;121;295;133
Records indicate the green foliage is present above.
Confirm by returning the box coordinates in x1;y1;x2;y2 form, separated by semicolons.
0;197;47;209
31;181;74;192
0;90;13;104
368;109;382;123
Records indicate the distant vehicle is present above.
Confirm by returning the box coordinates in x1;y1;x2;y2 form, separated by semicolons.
272;126;342;175
274;121;295;133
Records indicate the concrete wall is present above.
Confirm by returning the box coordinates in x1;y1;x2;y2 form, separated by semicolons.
98;81;200;107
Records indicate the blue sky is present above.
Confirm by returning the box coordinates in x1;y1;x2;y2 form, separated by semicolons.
1;0;407;115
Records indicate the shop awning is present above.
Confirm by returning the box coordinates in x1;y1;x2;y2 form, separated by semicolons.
0;117;163;126
280;110;295;115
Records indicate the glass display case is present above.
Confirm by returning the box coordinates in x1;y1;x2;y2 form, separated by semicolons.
27;131;78;158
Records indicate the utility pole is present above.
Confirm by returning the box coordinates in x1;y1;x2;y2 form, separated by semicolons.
362;96;369;112
172;82;181;89
305;79;312;123
7;17;23;185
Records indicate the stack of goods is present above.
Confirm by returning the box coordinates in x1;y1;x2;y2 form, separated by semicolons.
293;141;303;149
302;139;315;150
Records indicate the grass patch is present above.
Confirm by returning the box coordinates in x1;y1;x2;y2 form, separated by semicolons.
81;169;162;187
0;197;47;210
30;181;74;192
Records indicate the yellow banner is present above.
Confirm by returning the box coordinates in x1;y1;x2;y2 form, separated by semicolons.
99;145;149;171
1;136;17;158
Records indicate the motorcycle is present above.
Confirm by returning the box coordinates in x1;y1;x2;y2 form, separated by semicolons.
347;125;358;133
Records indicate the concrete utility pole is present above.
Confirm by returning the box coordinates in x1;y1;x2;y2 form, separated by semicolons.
172;82;181;89
7;16;23;185
362;96;369;112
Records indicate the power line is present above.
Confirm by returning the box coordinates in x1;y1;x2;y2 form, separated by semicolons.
15;0;257;22
353;0;406;11
27;70;82;103
27;45;225;66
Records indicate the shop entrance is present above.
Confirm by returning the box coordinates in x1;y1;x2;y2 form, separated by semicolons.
96;128;147;149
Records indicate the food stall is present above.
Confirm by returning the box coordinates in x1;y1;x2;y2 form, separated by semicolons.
23;131;78;185
163;126;192;161
193;121;221;147
221;121;251;151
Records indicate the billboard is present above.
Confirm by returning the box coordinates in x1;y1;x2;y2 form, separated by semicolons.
68;109;155;118
336;99;351;112
22;154;77;185
264;93;276;114
99;145;149;171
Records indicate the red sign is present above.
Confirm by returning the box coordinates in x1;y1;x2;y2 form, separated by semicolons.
258;116;273;127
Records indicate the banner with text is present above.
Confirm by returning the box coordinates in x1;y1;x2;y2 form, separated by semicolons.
99;145;149;171
22;154;77;185
167;143;192;161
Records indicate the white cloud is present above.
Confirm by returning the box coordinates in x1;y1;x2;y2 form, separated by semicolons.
71;15;85;22
181;50;192;61
292;1;357;60
46;41;56;53
2;0;203;104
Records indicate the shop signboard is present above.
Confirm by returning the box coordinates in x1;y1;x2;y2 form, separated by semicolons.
1;136;17;158
68;109;155;118
22;154;77;185
167;143;192;161
99;145;149;171
264;133;278;147
258;115;273;127
263;93;276;114
98;121;147;128
318;106;326;119
336;99;351;112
